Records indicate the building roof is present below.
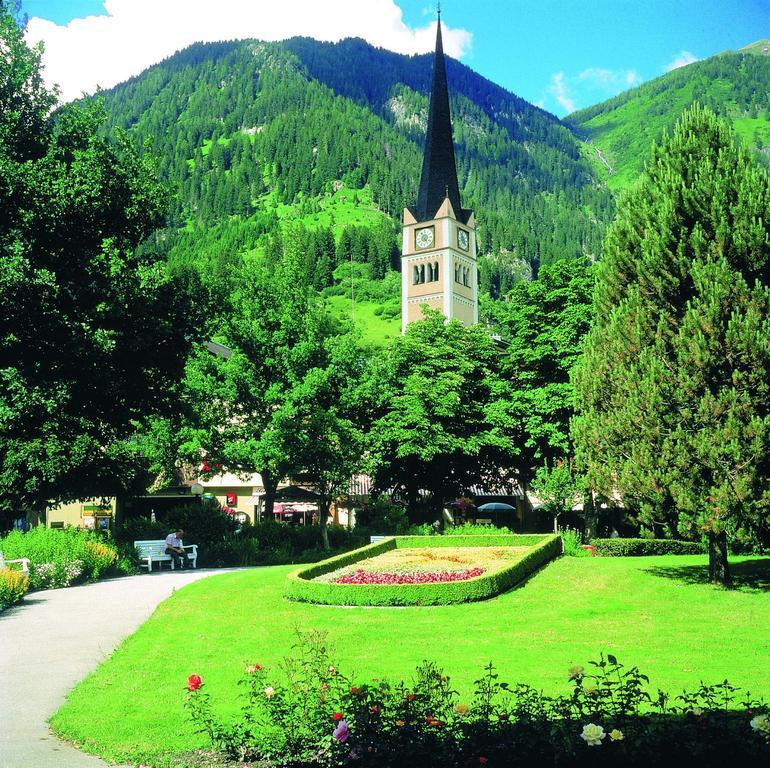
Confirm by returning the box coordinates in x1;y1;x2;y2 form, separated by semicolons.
410;14;471;225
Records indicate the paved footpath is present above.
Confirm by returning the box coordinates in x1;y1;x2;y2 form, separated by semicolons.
0;569;236;768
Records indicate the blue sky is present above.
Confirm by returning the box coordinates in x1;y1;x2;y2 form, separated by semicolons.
20;0;769;115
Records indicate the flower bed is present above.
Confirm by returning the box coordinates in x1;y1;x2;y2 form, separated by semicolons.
284;534;561;606
334;566;485;584
180;635;770;768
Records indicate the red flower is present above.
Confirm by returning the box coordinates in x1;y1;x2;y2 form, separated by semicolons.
479;758;488;765
333;712;344;721
370;705;380;714
350;686;359;694
186;674;203;691
406;693;416;701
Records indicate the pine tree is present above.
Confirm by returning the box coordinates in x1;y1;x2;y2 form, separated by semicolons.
572;105;770;584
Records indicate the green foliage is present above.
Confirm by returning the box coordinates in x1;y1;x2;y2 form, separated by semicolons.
486;258;595;482
182;636;770;768
204;524;364;568
568;50;770;190
593;539;706;557
0;527;120;589
98;37;612;287
285;535;561;606
0;5;194;518
532;460;584;517
560;527;587;556
573;105;770;584
354;496;411;534
364;312;519;516
0;566;29;610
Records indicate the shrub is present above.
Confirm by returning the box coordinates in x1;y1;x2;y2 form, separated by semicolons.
0;567;29;610
560;527;593;556
285;534;562;606
0;527;120;589
593;538;706;556
182;634;770;768
115;501;240;567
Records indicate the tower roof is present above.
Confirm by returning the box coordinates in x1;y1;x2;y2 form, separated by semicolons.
411;14;470;224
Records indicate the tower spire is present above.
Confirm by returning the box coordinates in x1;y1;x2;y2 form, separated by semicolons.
413;9;465;223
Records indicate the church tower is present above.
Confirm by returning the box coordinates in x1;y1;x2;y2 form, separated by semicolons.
401;10;477;333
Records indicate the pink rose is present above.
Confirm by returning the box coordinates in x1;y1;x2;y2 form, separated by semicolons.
332;720;350;742
186;674;203;691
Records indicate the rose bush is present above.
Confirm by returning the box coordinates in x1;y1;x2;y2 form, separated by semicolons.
178;635;770;768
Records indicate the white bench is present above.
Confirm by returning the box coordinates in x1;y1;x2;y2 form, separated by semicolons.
0;551;30;573
134;540;198;572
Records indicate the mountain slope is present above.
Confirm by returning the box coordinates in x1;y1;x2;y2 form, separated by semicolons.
567;42;770;190
99;37;613;293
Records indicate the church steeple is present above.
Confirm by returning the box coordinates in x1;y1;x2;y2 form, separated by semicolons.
413;11;467;223
400;7;477;333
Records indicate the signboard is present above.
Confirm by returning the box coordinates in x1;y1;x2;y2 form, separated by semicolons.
226;493;237;507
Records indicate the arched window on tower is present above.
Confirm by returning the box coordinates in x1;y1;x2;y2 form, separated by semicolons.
433;262;439;281
454;263;461;283
419;264;425;284
413;265;420;285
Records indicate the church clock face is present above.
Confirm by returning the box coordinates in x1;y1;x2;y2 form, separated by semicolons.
415;226;434;250
457;229;469;251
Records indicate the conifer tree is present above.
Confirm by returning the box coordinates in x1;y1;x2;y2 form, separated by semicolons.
572;105;770;584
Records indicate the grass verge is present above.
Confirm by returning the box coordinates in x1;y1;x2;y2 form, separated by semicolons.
50;554;770;764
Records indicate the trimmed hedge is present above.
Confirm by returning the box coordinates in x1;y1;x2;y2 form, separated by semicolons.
284;534;561;606
593;538;706;556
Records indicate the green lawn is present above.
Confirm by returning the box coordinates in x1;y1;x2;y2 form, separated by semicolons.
51;555;770;763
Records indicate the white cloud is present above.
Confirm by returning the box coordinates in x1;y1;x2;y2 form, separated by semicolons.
578;67;642;90
546;66;643;115
548;71;576;114
664;50;698;72
25;0;472;104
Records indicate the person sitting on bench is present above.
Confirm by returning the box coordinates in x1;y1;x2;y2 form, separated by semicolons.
165;529;191;569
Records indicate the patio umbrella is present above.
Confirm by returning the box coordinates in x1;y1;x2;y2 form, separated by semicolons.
477;502;517;512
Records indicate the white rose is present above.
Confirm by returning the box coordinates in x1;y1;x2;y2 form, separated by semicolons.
264;686;275;698
580;723;606;747
751;714;770;734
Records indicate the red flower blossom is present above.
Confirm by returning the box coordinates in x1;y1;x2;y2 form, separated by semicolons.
333;712;344;721
406;693;416;701
187;674;203;691
479;758;488;765
333;567;484;585
370;705;380;714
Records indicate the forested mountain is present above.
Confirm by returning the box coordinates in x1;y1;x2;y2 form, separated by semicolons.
568;42;770;190
98;37;614;298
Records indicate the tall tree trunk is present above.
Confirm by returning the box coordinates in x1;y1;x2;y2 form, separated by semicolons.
708;531;731;585
114;494;126;530
583;491;597;541
261;469;277;522
320;493;330;550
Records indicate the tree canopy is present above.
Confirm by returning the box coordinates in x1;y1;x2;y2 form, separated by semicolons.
0;3;193;521
365;311;519;517
572;104;770;583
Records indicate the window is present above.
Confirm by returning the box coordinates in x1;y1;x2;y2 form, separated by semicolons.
433;262;439;281
419;264;425;284
413;266;420;285
454;263;461;283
